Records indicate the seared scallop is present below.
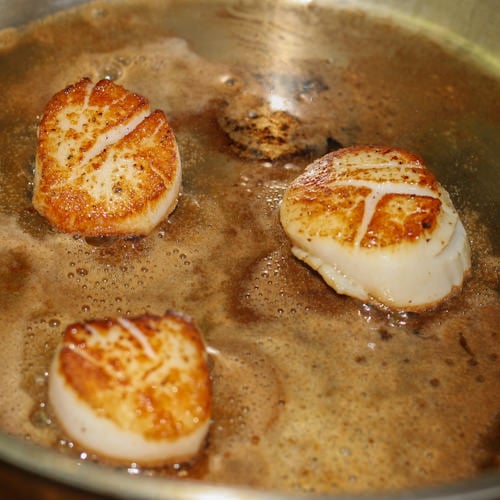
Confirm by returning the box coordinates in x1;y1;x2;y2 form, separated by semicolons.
279;146;471;310
48;312;211;466
33;78;181;236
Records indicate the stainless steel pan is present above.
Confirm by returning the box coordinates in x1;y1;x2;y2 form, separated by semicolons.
0;0;498;498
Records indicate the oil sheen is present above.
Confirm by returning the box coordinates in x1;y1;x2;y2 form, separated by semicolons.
0;0;499;495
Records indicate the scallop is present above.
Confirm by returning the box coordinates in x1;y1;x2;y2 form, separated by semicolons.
49;312;211;465
279;146;471;310
33;78;181;236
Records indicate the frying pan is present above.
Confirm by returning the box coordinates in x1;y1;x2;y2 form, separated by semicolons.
0;0;498;498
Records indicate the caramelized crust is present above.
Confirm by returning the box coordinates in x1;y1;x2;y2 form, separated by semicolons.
362;193;441;247
33;78;181;236
55;313;211;443
283;146;442;248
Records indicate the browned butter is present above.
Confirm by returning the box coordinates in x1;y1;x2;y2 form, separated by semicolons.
0;0;498;494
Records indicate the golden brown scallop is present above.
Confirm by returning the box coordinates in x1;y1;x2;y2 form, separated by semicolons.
49;312;211;466
279;146;471;310
33;78;181;236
